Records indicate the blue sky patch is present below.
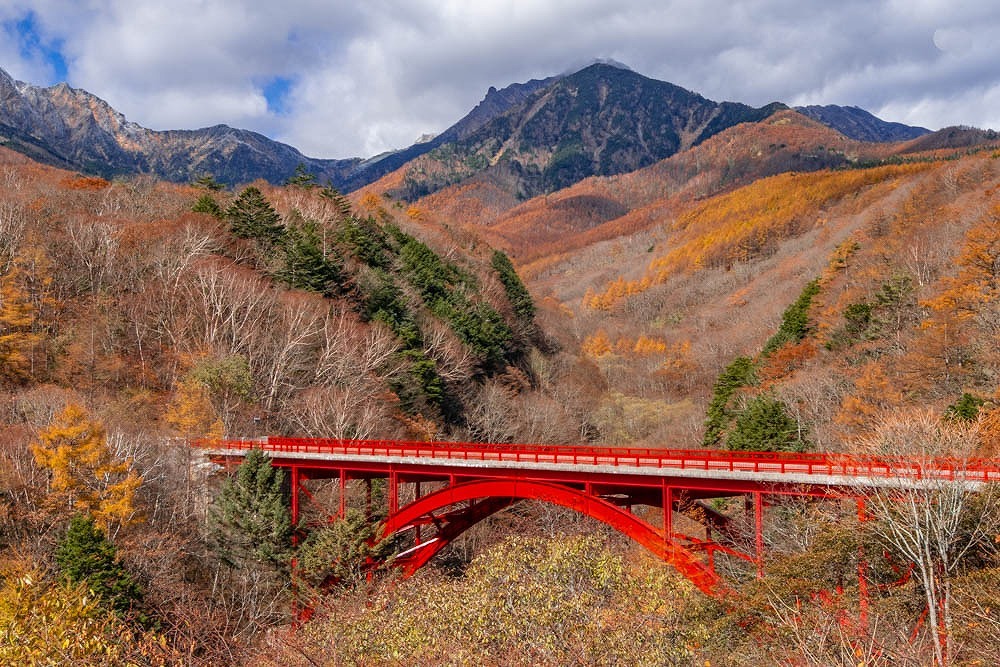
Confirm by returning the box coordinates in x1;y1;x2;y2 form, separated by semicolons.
262;76;294;114
9;10;68;83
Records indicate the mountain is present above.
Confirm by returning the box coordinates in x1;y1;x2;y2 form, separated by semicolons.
0;63;948;195
415;109;886;261
387;63;788;201
331;75;560;192
795;104;930;142
0;67;366;186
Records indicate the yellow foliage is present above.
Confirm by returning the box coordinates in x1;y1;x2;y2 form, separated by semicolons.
633;334;669;356
0;557;131;664
0;259;42;382
164;377;224;440
359;192;382;212
285;535;712;665
31;403;143;530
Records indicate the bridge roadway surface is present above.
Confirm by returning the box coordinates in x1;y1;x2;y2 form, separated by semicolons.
199;437;1000;595
201;436;1000;492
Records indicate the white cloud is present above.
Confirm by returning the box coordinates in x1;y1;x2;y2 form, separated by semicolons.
4;0;1000;158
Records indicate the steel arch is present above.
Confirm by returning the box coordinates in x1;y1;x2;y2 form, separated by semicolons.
379;478;725;595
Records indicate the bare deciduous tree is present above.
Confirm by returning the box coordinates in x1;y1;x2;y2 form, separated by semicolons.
854;410;1000;666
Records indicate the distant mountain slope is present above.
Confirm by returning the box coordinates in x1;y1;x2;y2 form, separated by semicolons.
0;67;363;186
897;125;1000;153
409;109;894;264
334;75;559;192
389;63;787;201
795;105;930;142
0;63;964;195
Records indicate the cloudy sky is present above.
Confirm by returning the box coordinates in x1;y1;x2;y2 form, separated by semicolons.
2;1;998;159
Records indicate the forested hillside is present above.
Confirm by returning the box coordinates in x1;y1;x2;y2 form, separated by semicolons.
0;146;598;661
2;106;1000;662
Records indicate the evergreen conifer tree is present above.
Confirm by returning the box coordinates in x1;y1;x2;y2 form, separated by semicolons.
55;515;144;620
491;250;535;321
276;220;341;294
192;193;223;219
207;448;292;572
725;394;807;452
225;186;284;250
703;356;756;447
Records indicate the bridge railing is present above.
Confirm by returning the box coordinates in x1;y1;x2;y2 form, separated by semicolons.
193;436;1000;483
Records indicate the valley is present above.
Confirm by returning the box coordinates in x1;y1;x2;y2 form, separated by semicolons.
1;60;999;665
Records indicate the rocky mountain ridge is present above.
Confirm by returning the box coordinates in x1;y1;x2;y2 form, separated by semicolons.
0;64;934;192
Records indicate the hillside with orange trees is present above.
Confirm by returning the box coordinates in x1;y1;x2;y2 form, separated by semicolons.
0;146;609;661
401;111;889;260
3;118;1000;663
356;108;1000;449
523;151;1000;449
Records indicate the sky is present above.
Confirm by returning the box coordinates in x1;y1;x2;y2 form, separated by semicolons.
1;0;999;159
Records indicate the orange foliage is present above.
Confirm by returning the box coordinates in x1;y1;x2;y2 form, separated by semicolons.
901;204;1000;393
836;363;904;432
758;340;817;387
581;330;613;358
359;192;382;212
61;176;110;191
585;163;932;309
399;413;439;442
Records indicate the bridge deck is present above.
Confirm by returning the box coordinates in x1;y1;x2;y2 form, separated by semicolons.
200;436;1000;491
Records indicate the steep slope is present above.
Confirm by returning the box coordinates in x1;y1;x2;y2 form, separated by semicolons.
796;105;930;142
385;63;787;201
409;110;890;262
512;149;1000;448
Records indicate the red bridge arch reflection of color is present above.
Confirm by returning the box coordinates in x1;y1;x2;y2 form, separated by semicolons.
198;437;1000;597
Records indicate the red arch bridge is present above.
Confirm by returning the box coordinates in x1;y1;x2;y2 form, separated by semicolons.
197;437;1000;597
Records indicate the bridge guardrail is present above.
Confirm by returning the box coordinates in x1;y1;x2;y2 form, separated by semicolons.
192;436;1000;483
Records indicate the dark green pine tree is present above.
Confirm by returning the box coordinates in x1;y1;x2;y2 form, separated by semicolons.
55;515;145;620
192;193;224;219
276;219;341;294
726;393;807;452
285;163;318;189
192;173;224;191
226;186;285;249
491;250;535;321
761;279;821;357
207;448;292;572
703;356;756;447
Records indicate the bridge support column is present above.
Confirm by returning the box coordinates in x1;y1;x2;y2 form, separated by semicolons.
338;469;346;519
662;482;673;539
290;466;300;527
414;482;422;545
388;471;399;514
754;491;764;578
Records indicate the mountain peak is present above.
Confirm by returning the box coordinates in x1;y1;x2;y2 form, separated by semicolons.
562;58;634;76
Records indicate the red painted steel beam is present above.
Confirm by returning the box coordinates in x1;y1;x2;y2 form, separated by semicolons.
391;496;518;574
379;479;726;596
